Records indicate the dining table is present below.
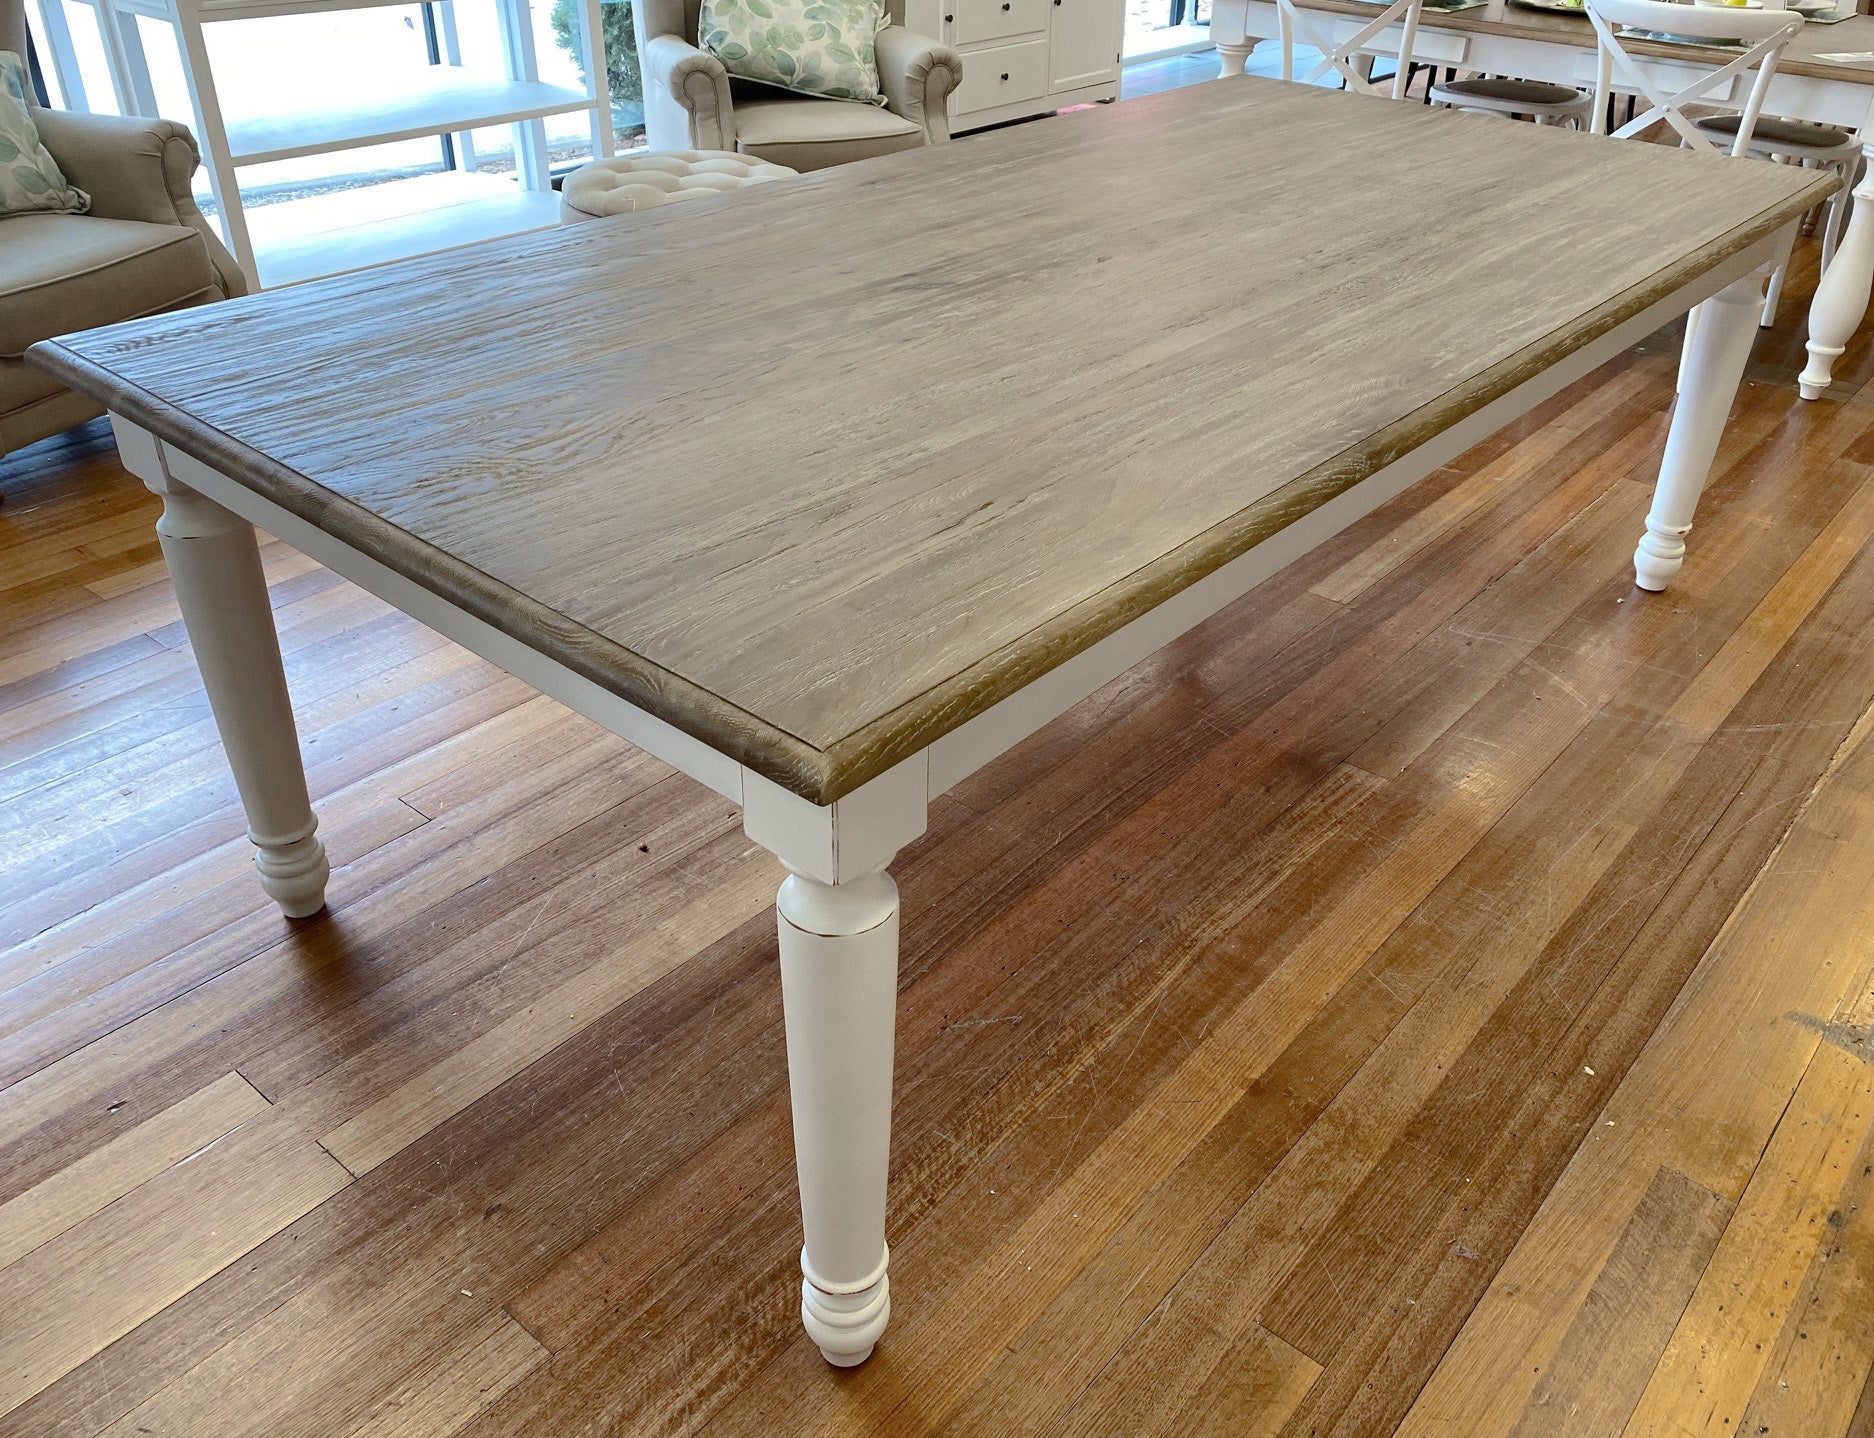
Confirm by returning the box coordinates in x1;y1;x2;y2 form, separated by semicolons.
1210;0;1874;398
26;78;1830;1369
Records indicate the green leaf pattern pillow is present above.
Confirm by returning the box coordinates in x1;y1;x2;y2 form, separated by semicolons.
0;53;88;218
699;0;891;105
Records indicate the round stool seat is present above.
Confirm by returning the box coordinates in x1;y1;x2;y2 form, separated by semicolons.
560;150;797;222
1432;76;1585;108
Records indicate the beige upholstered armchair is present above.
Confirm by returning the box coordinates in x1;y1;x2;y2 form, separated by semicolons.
634;0;961;170
1;0;245;461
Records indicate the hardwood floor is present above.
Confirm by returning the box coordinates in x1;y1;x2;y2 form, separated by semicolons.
8;183;1874;1438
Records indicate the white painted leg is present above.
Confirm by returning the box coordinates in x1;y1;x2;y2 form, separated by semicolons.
1760;221;1798;329
1637;269;1764;593
1217;40;1254;76
1676;301;1699;394
1801;144;1874;400
1821;163;1853;275
153;478;330;916
1211;0;1255;75
777;864;900;1367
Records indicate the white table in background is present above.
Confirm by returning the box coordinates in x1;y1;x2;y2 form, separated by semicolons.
1210;0;1874;397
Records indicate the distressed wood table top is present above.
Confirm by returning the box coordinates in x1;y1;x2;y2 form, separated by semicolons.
1274;0;1874;86
31;78;1830;804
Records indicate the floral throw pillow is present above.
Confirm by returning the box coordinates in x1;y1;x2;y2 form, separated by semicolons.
0;53;88;218
699;0;891;106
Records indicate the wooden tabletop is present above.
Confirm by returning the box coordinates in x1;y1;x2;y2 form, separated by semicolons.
32;79;1831;804
1290;0;1874;86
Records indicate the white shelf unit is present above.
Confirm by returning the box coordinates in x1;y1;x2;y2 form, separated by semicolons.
71;0;615;286
245;168;565;285
223;72;596;165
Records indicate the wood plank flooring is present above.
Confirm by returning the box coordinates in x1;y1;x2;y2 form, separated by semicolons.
8;130;1874;1438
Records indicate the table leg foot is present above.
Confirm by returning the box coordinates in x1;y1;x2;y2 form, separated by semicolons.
255;829;332;918
801;1243;890;1367
1798;363;1838;403
777;866;899;1367
1801;145;1874;401
1637;267;1766;592
153;479;329;917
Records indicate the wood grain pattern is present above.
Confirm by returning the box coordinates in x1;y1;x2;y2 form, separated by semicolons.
1624;1040;1874;1436
0;1070;266;1270
0;1108;348;1418
1397;543;1874;1436
343;1313;546;1438
1508;1167;1731;1437
28;80;1830;802
1734;1102;1874;1438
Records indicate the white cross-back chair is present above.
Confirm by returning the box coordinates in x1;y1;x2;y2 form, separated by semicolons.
1586;0;1835;337
1278;0;1427;99
1586;0;1803;153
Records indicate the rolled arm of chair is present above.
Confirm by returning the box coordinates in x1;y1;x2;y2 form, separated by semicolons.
34;110;249;297
641;34;736;151
875;26;961;143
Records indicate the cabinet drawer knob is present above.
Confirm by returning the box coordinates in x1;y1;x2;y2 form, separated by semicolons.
1001;70;1010;79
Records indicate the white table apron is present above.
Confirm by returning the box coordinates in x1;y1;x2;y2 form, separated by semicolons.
105;222;1786;1368
1213;0;1874;399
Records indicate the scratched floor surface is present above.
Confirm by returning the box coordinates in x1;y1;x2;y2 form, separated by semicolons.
6;138;1874;1438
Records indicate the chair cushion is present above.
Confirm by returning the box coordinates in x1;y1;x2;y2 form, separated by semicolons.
699;0;890;105
0;213;217;358
1433;76;1585;107
1694;112;1856;149
733;95;923;170
560;149;795;220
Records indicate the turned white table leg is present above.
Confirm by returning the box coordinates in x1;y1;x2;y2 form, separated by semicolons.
1636;269;1765;592
153;477;330;916
1800;143;1874;401
777;864;900;1366
1211;0;1256;76
1217;40;1256;76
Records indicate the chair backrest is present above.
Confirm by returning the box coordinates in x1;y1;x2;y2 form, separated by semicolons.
2;0;30;73
1277;0;1427;99
1586;0;1803;154
634;0;702;45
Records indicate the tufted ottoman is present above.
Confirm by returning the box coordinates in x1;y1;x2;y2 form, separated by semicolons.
559;150;797;223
